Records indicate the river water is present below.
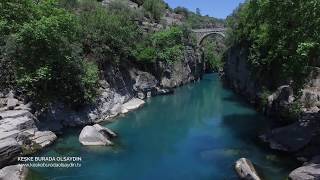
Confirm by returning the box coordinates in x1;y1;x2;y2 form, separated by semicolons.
28;74;298;180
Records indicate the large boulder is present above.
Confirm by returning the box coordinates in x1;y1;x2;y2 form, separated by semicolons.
235;158;261;180
6;97;19;110
79;125;116;146
0;138;21;168
289;156;320;180
260;122;313;152
261;112;320;153
0;165;28;180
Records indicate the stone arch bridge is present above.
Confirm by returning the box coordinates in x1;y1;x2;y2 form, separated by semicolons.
191;28;226;46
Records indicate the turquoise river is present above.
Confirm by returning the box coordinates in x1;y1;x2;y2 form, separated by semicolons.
28;74;298;180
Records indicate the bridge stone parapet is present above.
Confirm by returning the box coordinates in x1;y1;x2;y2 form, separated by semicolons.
191;28;226;46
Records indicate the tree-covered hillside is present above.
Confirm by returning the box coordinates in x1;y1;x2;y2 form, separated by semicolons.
0;0;225;107
227;0;320;90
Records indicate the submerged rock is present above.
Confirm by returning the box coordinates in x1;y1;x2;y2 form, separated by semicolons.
79;125;116;146
235;158;261;180
0;165;28;180
289;156;320;180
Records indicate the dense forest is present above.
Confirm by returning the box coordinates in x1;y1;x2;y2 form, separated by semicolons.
0;0;224;107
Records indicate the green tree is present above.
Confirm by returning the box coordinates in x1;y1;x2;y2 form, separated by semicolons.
142;0;166;22
9;0;98;106
203;41;223;71
79;3;141;65
228;0;320;90
134;27;189;63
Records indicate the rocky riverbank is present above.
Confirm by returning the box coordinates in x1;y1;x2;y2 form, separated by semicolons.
223;44;320;179
0;44;203;169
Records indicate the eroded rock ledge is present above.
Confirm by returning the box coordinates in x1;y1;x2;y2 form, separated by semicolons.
0;92;56;168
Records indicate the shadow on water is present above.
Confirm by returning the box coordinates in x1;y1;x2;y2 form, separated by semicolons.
222;113;267;144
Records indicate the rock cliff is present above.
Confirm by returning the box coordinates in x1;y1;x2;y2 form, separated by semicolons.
224;43;320;179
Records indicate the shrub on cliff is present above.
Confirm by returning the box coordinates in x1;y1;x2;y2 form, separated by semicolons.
134;27;187;63
79;2;141;66
0;0;36;91
142;0;166;22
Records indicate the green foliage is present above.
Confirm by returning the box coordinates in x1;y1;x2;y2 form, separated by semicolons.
134;27;187;63
227;0;320;89
107;0;144;21
0;0;98;106
131;0;144;6
288;101;303;120
82;61;99;102
173;6;189;18
202;41;224;71
260;87;271;107
142;0;166;22
174;7;224;29
0;0;36;34
79;2;141;64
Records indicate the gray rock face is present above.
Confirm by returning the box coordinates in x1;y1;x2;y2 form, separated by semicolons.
79;125;116;146
38;86;128;128
267;85;295;119
289;156;320;180
160;46;203;89
235;158;261;180
0;165;28;180
223;44;258;103
0;92;56;168
0;139;21;168
131;69;158;99
7;98;19;110
121;98;145;114
163;10;184;26
29;131;57;148
261;111;320;154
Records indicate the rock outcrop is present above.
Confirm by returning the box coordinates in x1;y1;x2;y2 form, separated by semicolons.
37;45;202;129
79;124;116;146
235;158;261;180
0;165;28;180
289;156;320;180
0;139;21;168
0;92;56;168
266;85;295;119
223;44;259;103
159;46;203;89
121;98;145;114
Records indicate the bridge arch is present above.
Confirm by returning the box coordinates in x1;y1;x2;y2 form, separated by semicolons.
191;28;226;46
198;32;225;46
